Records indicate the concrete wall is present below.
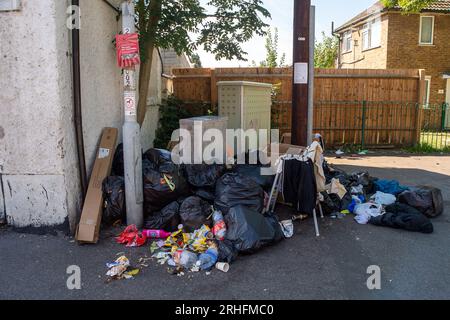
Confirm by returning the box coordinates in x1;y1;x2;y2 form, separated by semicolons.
387;13;450;104
0;0;162;232
0;0;75;230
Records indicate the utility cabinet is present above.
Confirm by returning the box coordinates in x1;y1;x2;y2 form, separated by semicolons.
217;81;272;132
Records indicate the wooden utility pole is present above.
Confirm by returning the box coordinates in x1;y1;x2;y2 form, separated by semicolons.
292;0;311;146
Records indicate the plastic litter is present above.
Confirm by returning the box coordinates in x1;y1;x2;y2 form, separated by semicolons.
173;250;198;269
212;210;227;241
354;203;384;225
116;225;147;247
370;191;396;206
142;229;172;239
106;256;139;280
279;220;294;238
215;262;230;273
196;243;219;270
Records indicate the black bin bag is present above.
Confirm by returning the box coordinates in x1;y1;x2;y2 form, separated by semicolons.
183;164;225;189
232;164;275;191
102;176;126;225
179;196;212;232
143;149;190;214
215;173;264;215
144;201;181;232
225;205;283;254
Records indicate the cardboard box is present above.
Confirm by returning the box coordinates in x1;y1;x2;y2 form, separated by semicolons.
76;127;118;243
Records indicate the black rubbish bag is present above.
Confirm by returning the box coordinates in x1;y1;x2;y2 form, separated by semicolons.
143;152;190;214
102;176;126;225
183;164;226;189
225;205;283;254
143;148;172;166
217;239;239;264
398;186;444;218
179;196;213;232
233;164;275;191
215;173;264;215
111;144;124;176
193;188;216;203
369;203;433;234
144;201;181;232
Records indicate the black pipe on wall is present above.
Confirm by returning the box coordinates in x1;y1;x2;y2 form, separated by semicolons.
71;0;88;198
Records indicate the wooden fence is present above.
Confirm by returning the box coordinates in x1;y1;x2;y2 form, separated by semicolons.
171;68;427;147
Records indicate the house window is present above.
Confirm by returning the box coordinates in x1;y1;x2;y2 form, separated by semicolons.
0;0;21;11
419;16;434;45
361;18;381;51
424;76;432;107
343;31;352;53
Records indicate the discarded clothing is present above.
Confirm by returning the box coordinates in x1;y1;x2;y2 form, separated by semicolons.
304;141;326;192
398;186;444;218
370;191;396;206
326;178;348;199
369;203;433;234
374;179;408;195
354;203;384;225
282;159;317;215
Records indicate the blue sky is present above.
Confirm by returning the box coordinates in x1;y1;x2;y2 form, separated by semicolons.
198;0;377;67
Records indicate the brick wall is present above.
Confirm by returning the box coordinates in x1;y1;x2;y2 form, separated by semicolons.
340;14;389;69
387;13;450;105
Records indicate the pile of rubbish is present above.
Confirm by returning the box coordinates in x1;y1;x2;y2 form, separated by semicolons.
322;162;444;233
103;145;286;275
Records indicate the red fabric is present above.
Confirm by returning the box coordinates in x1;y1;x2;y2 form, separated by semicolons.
116;33;141;68
116;225;147;247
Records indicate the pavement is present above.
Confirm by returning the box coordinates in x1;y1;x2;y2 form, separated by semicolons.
1;154;449;300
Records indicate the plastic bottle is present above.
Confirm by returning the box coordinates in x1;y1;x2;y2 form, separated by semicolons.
212;210;227;241
196;247;219;271
142;229;172;239
175;250;198;269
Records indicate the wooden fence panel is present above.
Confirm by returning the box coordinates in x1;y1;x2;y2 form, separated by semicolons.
172;68;425;147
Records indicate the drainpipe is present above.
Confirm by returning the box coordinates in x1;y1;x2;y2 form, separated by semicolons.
72;0;88;198
331;22;341;68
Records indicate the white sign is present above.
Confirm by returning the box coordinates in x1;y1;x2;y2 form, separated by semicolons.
294;62;308;84
98;148;110;159
124;91;137;116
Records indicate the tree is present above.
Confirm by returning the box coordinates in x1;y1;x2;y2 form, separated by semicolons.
314;32;338;68
256;27;286;68
135;0;271;125
189;53;202;68
381;0;437;13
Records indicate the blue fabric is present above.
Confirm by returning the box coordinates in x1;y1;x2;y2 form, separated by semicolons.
374;180;409;195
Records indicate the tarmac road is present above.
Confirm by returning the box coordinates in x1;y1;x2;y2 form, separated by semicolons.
1;155;449;300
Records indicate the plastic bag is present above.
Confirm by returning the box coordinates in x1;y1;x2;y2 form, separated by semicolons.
111;143;124;176
143;153;190;214
217;239;239;263
374;179;409;195
398;186;443;218
144;201;180;232
370;191;396;206
232;165;275;191
179;196;213;232
116;225;147;247
183;164;225;188
193;188;216;203
225;205;283;254
102;176;126;225
215;173;264;215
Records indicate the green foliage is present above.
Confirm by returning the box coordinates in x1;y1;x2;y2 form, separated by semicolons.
189;53;203;68
405;143;450;153
135;0;271;63
381;0;437;13
255;28;287;67
153;96;214;149
314;32;338;68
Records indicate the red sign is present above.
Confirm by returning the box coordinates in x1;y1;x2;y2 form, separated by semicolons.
116;33;141;68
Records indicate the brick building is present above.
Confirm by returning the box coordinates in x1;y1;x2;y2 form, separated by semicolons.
335;1;450;106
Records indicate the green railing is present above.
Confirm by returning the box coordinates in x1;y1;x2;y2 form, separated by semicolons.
272;101;450;151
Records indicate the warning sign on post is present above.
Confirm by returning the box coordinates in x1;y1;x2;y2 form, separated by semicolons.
294;62;308;84
124;91;137;116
